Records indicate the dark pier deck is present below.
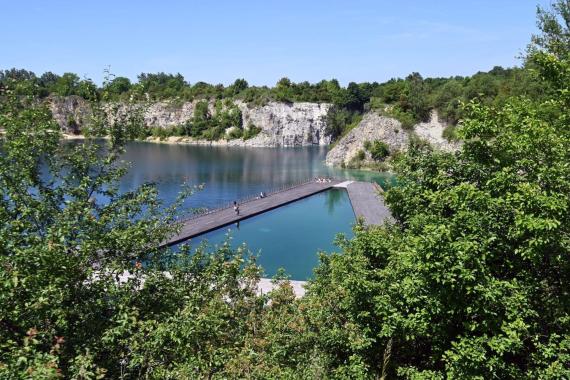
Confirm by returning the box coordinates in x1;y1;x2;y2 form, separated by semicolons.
344;181;393;225
161;179;343;247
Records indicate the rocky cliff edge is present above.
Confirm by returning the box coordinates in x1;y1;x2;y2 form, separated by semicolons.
48;96;331;147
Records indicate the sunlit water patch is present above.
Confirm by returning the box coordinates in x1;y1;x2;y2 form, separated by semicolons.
182;189;355;280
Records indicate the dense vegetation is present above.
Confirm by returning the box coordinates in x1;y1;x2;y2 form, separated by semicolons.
0;46;550;142
1;1;569;378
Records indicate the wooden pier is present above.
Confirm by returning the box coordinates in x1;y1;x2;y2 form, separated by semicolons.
343;181;393;225
161;178;394;248
161;179;342;247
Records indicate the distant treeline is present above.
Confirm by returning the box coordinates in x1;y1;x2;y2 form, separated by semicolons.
0;65;548;138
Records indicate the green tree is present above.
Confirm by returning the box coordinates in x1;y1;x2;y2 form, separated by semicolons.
39;71;60;89
301;45;570;378
225;78;249;97
52;73;80;97
138;72;188;99
404;72;430;121
76;79;99;101
0;84;287;378
274;77;294;102
530;0;570;58
368;140;390;161
104;76;132;97
0;69;40;96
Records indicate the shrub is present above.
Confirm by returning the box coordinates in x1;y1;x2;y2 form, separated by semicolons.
442;124;459;141
201;126;224;141
368;140;390;161
243;123;262;140
385;106;416;130
227;127;243;140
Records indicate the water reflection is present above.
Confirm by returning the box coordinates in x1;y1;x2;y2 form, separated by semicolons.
118;141;393;211
324;186;345;214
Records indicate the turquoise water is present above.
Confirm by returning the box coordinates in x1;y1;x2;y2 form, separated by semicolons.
188;188;354;280
111;142;389;279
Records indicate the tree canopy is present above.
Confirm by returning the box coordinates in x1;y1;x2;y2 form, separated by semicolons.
1;2;569;378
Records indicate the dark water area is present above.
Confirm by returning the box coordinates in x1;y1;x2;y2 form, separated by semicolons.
119;141;394;211
115;142;394;279
54;140;393;279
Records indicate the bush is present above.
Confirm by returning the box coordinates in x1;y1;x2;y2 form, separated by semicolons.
368;140;390;161
201;126;224;141
326;107;361;141
243;123;262;140
442;124;459;141
227;127;243;140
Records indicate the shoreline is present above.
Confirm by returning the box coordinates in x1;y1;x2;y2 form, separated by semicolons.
4;131;393;173
61;133;330;149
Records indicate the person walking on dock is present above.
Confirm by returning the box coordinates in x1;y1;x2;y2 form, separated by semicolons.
233;201;240;215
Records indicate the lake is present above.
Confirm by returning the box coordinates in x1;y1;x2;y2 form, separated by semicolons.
117;141;392;280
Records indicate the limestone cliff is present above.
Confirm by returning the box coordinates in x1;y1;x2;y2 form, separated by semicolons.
413;110;459;152
47;97;456;154
49;96;92;134
325;112;409;167
48;97;331;147
325;110;457;167
236;101;331;146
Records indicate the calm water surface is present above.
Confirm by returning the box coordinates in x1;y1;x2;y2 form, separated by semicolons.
120;141;393;209
117;142;391;279
191;188;354;280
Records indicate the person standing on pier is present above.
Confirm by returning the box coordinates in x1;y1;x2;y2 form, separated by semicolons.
233;201;240;215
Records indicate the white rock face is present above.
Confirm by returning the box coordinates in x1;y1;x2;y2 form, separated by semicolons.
413;110;459;152
48;96;92;134
325;112;410;167
48;97;331;147
325;110;460;167
142;101;196;127
236;101;332;146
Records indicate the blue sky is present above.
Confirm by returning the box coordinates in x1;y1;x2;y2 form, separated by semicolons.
0;0;550;86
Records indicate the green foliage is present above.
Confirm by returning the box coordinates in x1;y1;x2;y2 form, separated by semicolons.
215;105;242;130
201;125;225;140
403;72;430;121
530;0;570;59
137;72;188;99
367;140;390;161
224;78;249;97
333;82;367;111
1;63;550;142
0;88;182;377
384;105;417;130
242;123;262;140
0;86;302;378
1;6;569;378
442;124;459;141
300;47;570;378
326;107;362;141
168;102;245;141
150;126;184;140
104;76;132;98
226;127;243;139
